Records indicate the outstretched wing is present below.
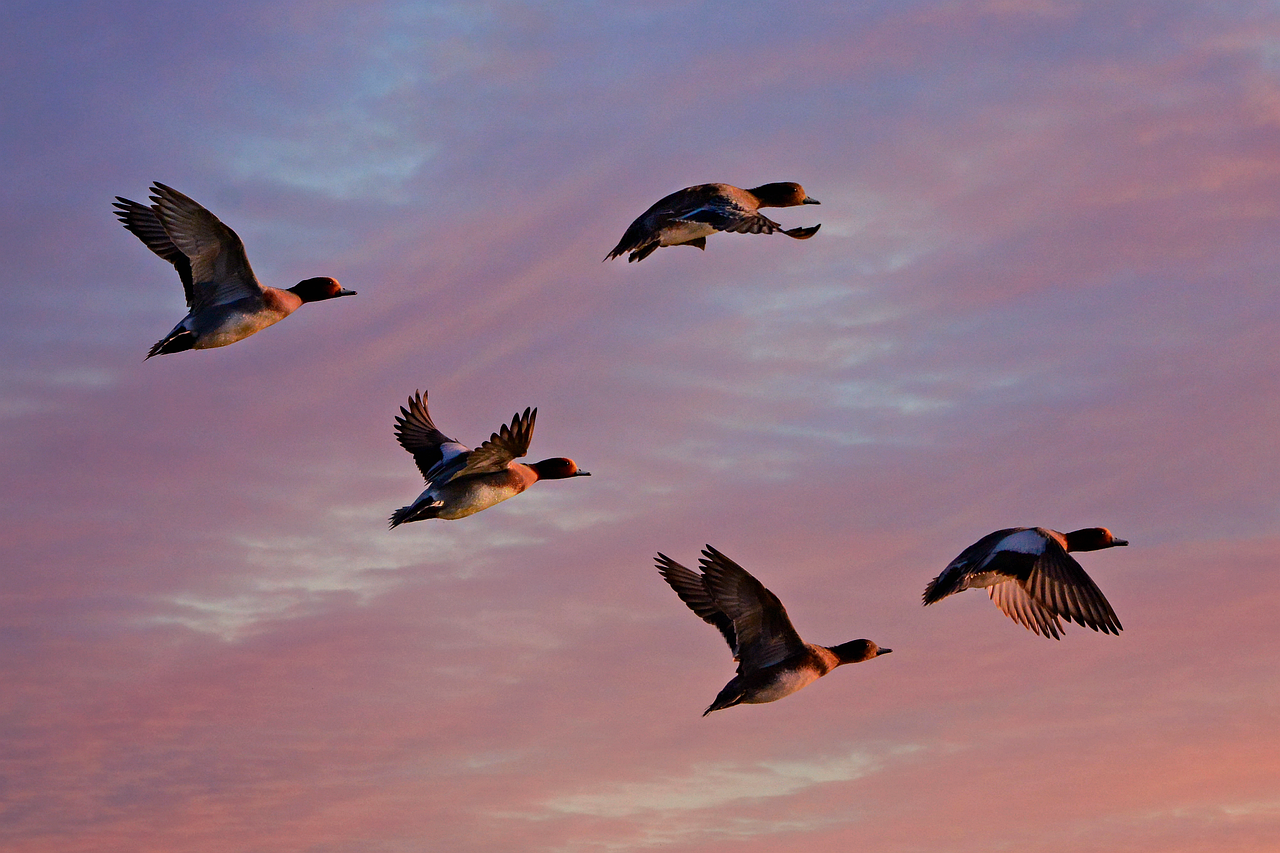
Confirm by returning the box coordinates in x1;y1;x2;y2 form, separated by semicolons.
680;204;784;235
113;197;196;306
147;183;263;312
698;546;805;674
1024;541;1123;635
451;407;536;479
393;391;468;483
988;581;1065;639
655;553;738;656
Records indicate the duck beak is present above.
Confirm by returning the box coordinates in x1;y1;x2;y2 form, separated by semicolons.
1113;538;1129;546
876;647;892;656
337;288;358;297
802;197;820;204
575;470;591;477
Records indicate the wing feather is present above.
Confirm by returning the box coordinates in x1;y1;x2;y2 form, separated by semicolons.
655;554;737;656
393;391;467;482
452;407;536;479
698;546;804;673
113;197;196;306
148;183;263;311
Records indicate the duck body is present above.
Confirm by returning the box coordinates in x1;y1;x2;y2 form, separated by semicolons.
148;286;301;356
606;182;821;263
396;464;541;523
705;645;837;713
924;527;1127;639
389;391;589;527
114;183;355;358
656;546;890;716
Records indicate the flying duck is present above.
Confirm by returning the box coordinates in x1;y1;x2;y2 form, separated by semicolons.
114;183;355;358
605;182;821;263
923;527;1127;639
656;545;890;715
389;390;589;526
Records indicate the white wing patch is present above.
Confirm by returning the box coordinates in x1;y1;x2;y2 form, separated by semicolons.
995;529;1049;556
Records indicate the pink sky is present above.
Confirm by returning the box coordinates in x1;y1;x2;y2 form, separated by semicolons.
3;2;1279;851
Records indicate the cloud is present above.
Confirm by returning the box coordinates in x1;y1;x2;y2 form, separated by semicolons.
541;747;910;817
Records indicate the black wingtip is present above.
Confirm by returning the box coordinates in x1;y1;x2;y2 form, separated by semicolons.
782;223;821;240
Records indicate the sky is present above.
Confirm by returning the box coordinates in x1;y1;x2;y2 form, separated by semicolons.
2;1;1279;851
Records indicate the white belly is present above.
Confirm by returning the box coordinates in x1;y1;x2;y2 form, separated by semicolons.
659;221;717;246
745;668;821;704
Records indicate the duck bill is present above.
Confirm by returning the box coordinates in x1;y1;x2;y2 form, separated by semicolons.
802;197;820;204
875;648;892;656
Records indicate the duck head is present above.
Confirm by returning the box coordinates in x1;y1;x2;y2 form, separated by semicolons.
289;277;357;302
830;639;891;664
1063;527;1129;552
530;458;591;479
746;182;820;208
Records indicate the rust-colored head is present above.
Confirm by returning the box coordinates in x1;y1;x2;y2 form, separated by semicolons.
290;277;357;302
1063;527;1128;552
830;639;892;664
746;182;820;208
530;458;590;480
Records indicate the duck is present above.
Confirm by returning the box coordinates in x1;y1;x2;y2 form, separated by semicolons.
605;182;821;263
923;527;1127;639
389;390;590;526
113;182;355;358
656;545;891;715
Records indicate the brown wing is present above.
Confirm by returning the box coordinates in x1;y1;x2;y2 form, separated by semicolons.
698;545;805;674
452;407;536;478
682;206;784;235
393;391;466;482
655;554;738;657
113;197;195;306
988;581;1065;639
1024;544;1123;635
605;185;726;260
148;183;263;312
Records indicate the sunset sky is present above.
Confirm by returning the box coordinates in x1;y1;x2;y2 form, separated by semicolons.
3;2;1280;851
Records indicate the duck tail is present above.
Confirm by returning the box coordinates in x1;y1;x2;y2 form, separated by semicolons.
388;500;440;528
145;329;196;360
703;683;745;716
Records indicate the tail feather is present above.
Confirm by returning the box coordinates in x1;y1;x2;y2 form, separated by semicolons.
388;499;442;528
145;329;196;359
703;683;745;716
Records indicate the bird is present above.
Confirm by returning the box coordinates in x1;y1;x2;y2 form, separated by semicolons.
113;182;355;358
655;545;891;715
923;527;1128;639
605;182;821;262
389;390;590;526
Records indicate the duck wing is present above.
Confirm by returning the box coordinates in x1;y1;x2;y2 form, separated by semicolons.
988;581;1065;639
670;186;785;235
698;546;805;674
655;554;738;656
681;204;785;235
1024;541;1123;635
451;407;536;479
605;185;718;260
394;391;468;483
924;527;1026;603
113;197;195;306
147;183;264;312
